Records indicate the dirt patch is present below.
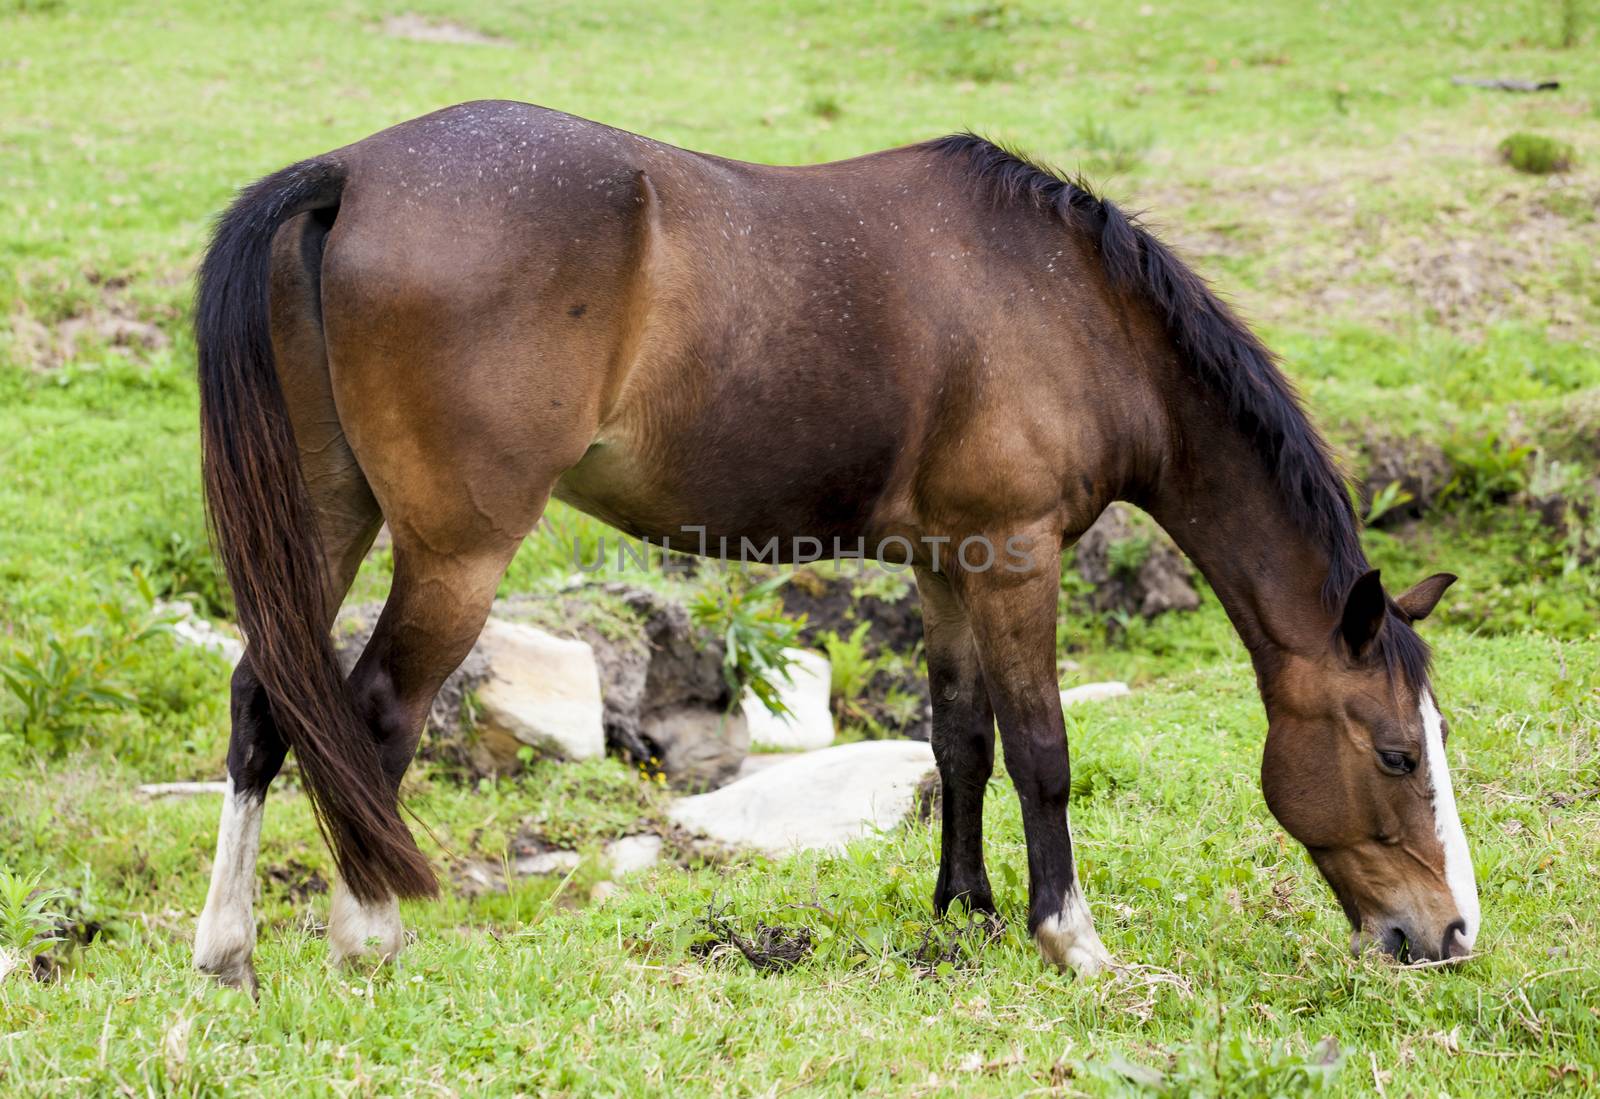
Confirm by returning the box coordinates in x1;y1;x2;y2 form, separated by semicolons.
781;568;923;655
1136;128;1600;340
381;14;507;46
10;273;170;370
264;858;329;904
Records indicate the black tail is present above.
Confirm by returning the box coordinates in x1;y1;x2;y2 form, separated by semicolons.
195;159;437;903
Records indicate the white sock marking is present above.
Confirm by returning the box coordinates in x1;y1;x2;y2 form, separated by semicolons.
1420;693;1479;947
327;880;405;964
1033;819;1114;976
194;778;263;977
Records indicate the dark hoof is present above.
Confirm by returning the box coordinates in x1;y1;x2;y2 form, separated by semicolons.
199;959;259;999
934;880;996;917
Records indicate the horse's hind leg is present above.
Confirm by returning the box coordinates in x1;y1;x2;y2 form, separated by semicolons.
195;215;383;994
328;530;527;966
915;567;997;916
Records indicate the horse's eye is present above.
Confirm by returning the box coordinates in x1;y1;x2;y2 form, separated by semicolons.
1378;750;1415;775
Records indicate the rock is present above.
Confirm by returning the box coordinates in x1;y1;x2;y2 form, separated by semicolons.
605;835;663;876
744;649;835;750
737;751;809;779
0;947;24;985
589;880;620;905
641;707;750;791
502;586;750;788
473;619;606;763
512;849;582;876
159;600;243;667
1072;505;1200;620
669;740;937;856
339;588;750;783
1061;682;1131;706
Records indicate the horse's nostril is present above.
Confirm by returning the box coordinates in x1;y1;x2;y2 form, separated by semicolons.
1380;926;1409;959
1442;918;1469;960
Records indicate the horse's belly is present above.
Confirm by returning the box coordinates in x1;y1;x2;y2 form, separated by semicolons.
551;426;901;559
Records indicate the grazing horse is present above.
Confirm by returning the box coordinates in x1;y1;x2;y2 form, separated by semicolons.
193;102;1478;993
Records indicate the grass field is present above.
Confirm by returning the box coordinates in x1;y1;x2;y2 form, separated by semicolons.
2;0;1599;1094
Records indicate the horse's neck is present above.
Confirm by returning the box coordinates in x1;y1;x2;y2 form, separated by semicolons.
1140;418;1337;672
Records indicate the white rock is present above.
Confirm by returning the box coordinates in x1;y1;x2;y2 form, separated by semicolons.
605;835;663;876
158;600;244;667
513;850;582;876
736;751;807;779
0;947;22;984
743;649;835;750
1061;682;1131;706
669;740;936;856
474;619;606;761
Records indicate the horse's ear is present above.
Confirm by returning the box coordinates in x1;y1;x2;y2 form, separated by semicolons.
1338;569;1387;659
1394;572;1457;623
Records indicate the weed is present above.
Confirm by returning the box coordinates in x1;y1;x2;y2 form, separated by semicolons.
820;621;876;701
805;93;842;121
1498;132;1575;174
1107;533;1155;579
1440;432;1532;508
688;572;799;716
1364;479;1415;525
133;523;230;619
0;866;66;956
1075;117;1152;176
0;581;175;753
1558;0;1584;48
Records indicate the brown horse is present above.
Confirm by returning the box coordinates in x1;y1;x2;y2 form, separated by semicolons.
192;102;1477;993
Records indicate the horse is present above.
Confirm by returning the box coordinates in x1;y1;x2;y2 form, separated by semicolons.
192;102;1478;993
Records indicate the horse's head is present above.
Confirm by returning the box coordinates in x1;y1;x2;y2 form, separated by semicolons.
1260;569;1478;963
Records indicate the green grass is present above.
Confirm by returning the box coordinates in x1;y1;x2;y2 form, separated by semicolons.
2;0;1598;1094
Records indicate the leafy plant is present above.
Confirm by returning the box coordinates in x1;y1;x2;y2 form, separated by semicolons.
689;573;800;717
1498;132;1574;174
1364;479;1415;525
820;621;877;703
133;524;231;619
0;866;66;957
0;579;175;754
1107;533;1154;579
1440;432;1531;509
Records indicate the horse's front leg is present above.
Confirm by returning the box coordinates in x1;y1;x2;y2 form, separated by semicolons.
954;538;1115;976
915;566;997;916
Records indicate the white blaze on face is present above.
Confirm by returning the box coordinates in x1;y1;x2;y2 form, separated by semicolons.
1420;692;1479;947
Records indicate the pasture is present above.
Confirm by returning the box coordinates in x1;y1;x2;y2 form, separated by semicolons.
2;0;1598;1094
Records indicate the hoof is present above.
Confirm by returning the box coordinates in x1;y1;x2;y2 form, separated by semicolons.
1034;911;1117;978
327;884;404;967
197;956;259;998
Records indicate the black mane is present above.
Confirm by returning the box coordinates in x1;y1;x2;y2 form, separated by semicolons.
926;132;1431;686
